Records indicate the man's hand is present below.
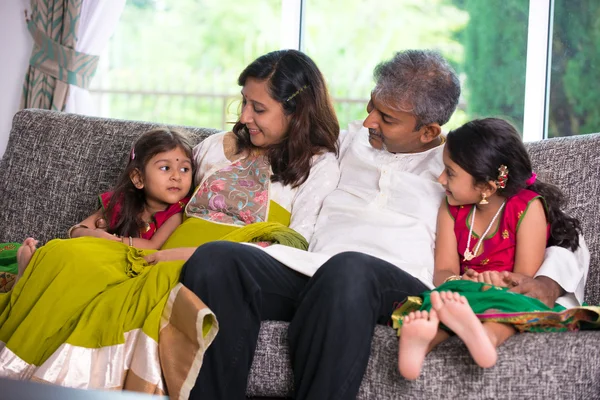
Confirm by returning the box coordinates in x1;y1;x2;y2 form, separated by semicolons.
503;272;563;307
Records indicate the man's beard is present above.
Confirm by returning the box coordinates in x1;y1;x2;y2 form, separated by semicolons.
368;128;389;152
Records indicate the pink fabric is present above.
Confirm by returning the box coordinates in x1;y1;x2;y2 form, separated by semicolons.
448;189;550;274
99;191;189;239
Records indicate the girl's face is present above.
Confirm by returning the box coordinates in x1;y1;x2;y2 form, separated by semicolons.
132;146;193;210
240;77;292;148
438;147;483;206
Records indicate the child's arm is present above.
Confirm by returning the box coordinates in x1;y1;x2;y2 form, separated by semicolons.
513;198;548;277
127;213;184;250
433;201;461;286
69;209;121;241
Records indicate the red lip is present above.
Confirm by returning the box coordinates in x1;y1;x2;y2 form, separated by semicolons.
168;187;181;191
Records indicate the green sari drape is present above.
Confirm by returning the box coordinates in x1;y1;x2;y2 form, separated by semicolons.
0;200;305;397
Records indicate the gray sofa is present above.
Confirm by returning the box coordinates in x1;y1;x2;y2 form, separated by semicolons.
1;109;599;399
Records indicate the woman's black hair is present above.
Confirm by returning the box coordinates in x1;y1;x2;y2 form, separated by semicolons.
446;118;580;251
232;49;339;188
106;128;194;237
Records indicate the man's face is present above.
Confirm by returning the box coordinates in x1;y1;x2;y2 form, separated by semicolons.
363;94;424;153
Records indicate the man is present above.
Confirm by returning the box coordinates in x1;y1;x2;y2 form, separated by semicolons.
181;50;588;399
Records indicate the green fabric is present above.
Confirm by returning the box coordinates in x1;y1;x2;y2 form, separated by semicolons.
392;280;600;334
420;280;565;314
0;243;20;274
0;201;302;367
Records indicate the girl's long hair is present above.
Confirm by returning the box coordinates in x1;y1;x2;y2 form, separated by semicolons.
106;128;193;237
446;118;581;251
232;49;339;188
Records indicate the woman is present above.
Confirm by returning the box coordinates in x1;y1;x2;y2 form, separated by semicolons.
0;50;340;398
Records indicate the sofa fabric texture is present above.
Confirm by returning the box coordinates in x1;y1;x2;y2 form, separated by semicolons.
1;110;599;399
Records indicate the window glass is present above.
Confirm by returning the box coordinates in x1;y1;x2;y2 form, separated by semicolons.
304;0;529;132
547;0;600;138
91;0;283;129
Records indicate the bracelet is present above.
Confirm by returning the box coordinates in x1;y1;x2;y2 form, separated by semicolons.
67;224;89;239
120;236;133;247
443;275;462;284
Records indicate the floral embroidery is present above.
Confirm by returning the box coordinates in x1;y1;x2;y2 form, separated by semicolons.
517;210;524;220
502;229;510;239
187;157;270;226
254;190;268;205
481;258;489;265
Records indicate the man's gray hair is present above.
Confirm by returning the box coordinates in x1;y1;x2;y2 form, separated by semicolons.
372;49;461;128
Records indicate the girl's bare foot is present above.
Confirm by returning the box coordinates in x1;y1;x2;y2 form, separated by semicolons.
431;291;497;368
398;309;440;380
16;237;38;283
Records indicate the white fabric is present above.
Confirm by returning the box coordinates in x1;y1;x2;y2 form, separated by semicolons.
257;121;589;306
0;329;164;391
64;0;126;115
192;132;341;242
261;121;445;287
535;235;589;308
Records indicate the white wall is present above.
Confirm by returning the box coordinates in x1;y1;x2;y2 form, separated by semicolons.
0;0;32;157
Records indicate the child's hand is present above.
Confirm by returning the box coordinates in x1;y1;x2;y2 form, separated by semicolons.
461;269;479;282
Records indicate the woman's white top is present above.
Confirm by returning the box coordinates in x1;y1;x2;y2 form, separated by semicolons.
192;132;341;243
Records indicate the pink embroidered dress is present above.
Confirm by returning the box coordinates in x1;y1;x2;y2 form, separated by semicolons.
448;189;550;275
99;191;190;239
392;189;600;334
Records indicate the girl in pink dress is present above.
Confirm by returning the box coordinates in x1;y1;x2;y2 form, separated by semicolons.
393;118;599;380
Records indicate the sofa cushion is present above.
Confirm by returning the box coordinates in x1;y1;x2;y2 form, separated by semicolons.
247;321;600;399
0;109;219;244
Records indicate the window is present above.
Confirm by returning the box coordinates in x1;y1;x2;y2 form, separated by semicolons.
91;0;598;140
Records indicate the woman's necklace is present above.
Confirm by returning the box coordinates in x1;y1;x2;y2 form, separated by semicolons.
463;200;507;261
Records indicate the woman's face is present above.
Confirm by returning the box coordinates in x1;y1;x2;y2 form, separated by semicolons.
240;77;292;148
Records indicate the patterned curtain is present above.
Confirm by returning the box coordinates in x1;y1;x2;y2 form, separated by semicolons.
20;0;99;111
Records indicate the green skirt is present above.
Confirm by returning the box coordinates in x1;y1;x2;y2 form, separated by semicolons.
392;280;600;334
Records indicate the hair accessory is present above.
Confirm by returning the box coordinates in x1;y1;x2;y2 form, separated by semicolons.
131;147;136;160
496;165;509;189
479;192;489;205
286;85;308;102
525;172;537;186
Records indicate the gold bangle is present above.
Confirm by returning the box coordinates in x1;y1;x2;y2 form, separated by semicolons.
443;275;462;284
67;224;89;239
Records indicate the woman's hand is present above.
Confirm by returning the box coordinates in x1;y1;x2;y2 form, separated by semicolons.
144;248;196;264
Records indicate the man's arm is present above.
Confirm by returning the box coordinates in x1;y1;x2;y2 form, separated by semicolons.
505;234;590;308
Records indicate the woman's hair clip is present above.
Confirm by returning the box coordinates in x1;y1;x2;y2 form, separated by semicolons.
131;147;136;160
496;165;509;189
286;85;308;102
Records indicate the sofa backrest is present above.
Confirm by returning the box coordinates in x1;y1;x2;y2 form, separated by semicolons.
525;134;600;304
0;109;598;304
0;109;218;244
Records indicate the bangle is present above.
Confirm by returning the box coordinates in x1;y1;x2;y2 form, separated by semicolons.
67;224;89;239
443;275;462;284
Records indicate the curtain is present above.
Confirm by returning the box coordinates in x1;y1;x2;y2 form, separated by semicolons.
19;0;112;112
64;0;126;115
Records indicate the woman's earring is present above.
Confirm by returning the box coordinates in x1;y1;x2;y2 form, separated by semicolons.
479;192;489;205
